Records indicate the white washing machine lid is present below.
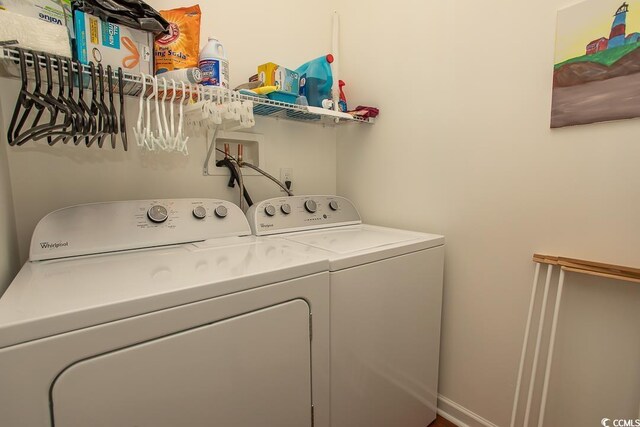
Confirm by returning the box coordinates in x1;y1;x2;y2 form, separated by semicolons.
282;224;444;271
0;236;328;349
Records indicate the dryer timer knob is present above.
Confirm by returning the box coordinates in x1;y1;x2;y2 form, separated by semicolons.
304;200;317;213
148;205;168;223
214;205;228;218
329;200;339;211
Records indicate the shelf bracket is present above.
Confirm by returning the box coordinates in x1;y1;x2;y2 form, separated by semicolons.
203;127;219;176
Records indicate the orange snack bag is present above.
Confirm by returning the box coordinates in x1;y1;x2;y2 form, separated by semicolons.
154;5;201;74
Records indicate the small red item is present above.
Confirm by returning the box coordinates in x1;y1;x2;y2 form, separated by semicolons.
326;54;334;63
348;105;380;119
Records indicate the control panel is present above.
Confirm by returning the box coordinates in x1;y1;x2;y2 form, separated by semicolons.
245;195;361;236
30;199;251;261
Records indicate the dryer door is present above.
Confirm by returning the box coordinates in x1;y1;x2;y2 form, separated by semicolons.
51;300;313;427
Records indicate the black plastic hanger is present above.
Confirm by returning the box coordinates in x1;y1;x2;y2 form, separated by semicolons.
88;63;111;147
27;53;48;130
7;49;32;145
76;60;96;146
9;50;53;145
87;62;101;147
98;63;110;147
107;65;118;148
37;54;74;145
26;56;81;145
8;49;130;150
47;55;76;145
42;54;58;145
64;57;86;145
118;67;128;151
12;52;67;146
98;63;111;134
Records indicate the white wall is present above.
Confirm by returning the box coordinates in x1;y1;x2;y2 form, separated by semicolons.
0;110;18;295
337;0;640;426
2;0;338;262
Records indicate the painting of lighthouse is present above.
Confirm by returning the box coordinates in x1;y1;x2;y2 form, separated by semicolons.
552;1;640;127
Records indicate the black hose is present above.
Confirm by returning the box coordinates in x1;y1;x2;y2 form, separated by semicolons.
240;161;294;196
216;158;254;206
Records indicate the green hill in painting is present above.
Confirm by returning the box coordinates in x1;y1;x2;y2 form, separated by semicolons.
554;42;640;69
553;43;640;87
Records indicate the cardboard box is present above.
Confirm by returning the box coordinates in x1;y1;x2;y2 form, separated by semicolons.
257;62;300;95
0;0;73;41
0;9;71;58
0;0;69;26
74;10;153;74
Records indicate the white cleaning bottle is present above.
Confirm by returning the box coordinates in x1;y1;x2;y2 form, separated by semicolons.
199;37;229;88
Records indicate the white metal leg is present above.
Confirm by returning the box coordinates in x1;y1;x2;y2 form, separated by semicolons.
537;269;566;427
523;264;554;427
510;263;541;427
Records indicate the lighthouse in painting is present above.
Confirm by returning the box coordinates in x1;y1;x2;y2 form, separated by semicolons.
609;2;629;48
586;2;640;54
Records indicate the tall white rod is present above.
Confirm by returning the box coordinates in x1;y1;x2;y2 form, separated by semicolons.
537;268;566;427
510;262;542;427
523;264;554;427
331;11;340;111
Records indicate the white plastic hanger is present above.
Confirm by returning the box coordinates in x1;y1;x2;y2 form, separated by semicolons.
133;73;147;147
159;78;170;148
143;75;156;150
176;81;189;154
168;79;177;151
152;77;167;150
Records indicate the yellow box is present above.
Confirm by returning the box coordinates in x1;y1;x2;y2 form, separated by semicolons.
257;62;300;95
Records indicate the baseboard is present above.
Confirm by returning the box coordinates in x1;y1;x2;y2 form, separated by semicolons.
437;395;500;427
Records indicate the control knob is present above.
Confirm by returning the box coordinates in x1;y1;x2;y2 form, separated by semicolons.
192;206;207;219
147;205;168;223
264;205;277;217
329;200;339;211
281;204;291;215
304;200;317;213
214;205;228;218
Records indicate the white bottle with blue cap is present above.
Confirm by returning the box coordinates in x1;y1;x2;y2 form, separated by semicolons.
199;36;229;88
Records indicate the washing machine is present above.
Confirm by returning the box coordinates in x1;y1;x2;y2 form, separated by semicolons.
246;195;445;427
0;198;330;427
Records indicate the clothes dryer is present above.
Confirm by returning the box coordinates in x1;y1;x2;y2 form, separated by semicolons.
247;195;445;427
0;198;330;427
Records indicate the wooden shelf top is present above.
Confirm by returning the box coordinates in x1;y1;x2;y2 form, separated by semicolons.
533;253;640;284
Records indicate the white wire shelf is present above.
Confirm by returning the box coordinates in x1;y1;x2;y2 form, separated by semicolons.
0;48;374;127
236;91;374;125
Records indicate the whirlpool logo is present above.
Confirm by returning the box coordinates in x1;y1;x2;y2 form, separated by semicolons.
602;418;640;427
39;241;69;250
